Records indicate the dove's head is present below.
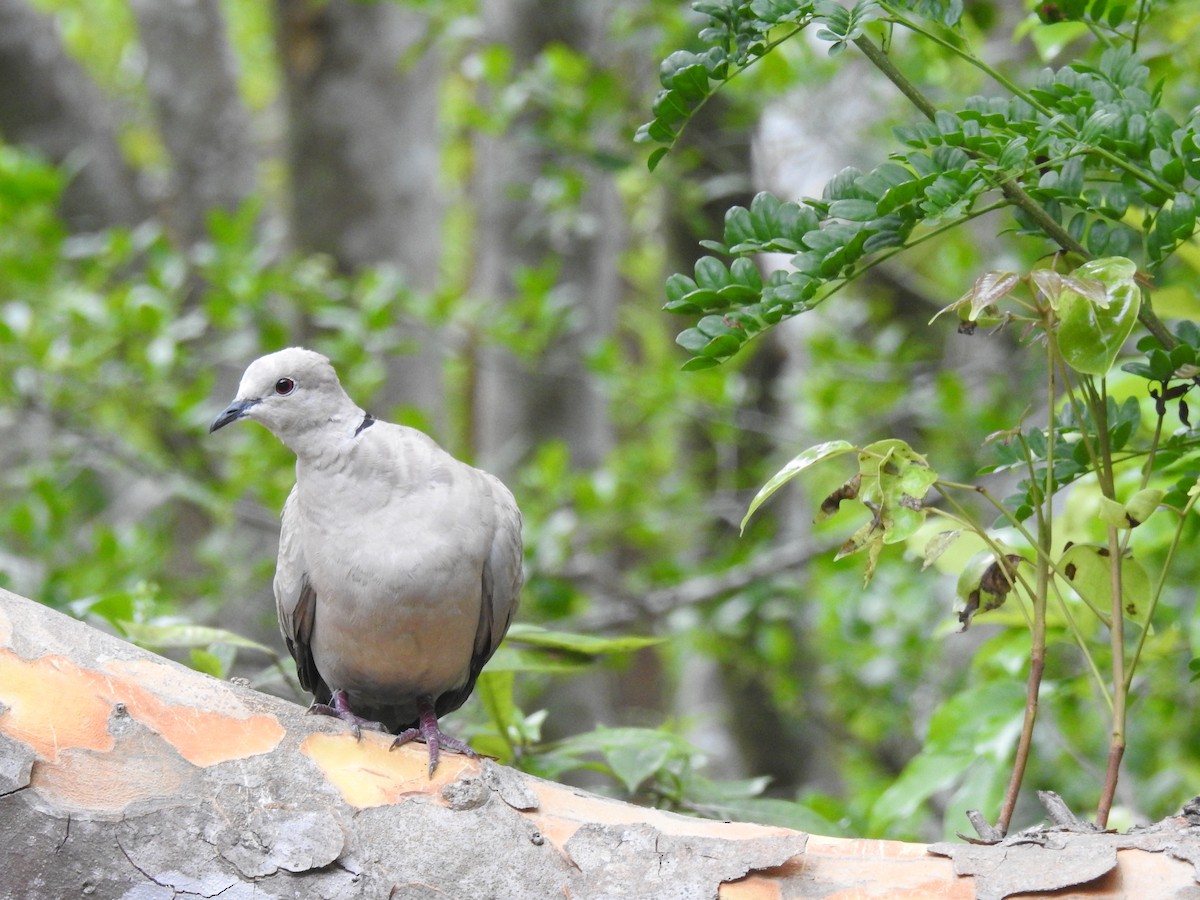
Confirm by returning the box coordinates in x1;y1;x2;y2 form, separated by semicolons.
209;347;361;452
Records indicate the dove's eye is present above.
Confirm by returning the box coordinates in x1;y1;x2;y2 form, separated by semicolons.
275;378;296;395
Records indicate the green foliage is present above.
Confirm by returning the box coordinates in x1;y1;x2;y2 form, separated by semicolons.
650;0;1200;835
646;2;1200;367
869;679;1024;835
745;438;938;584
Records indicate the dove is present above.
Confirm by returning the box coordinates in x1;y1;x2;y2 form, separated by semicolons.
209;347;522;773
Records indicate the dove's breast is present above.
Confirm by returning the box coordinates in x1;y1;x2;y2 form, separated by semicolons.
294;424;496;717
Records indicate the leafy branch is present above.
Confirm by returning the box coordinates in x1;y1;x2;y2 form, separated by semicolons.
641;1;1195;365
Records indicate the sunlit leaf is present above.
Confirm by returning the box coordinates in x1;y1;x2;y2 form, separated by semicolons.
476;670;517;740
933;270;1019;324
859;439;938;544
119;621;274;655
1058;542;1152;627
1055;257;1141;375
505;624;664;656
741;440;856;531
188;648;227;678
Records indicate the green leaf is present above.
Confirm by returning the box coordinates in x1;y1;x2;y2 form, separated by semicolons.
476;670;517;740
505;623;664;656
741;440;856;531
934;270;1019;323
1058;543;1153;627
870;680;1025;833
553;727;696;796
694;256;732;289
188;648;228;678
828;198;878;221
485;645;592;674
922;530;963;570
1097;488;1163;529
1056;256;1141;375
607;738;673;795
858;439;938;544
119;621;275;655
677;328;712;354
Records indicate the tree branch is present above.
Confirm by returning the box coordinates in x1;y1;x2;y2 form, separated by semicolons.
2;588;1198;897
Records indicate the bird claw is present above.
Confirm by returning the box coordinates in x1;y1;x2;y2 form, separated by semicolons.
308;689;388;739
389;699;477;776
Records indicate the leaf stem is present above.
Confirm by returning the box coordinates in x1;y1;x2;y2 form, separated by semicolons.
1127;488;1200;689
997;334;1057;835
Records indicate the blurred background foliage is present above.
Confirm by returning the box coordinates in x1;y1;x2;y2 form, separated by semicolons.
1;0;1199;842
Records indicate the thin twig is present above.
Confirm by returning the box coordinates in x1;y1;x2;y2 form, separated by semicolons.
572;539;833;631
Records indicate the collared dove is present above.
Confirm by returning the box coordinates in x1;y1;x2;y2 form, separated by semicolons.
209;347;522;773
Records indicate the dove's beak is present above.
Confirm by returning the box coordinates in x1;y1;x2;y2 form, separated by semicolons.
209;398;259;433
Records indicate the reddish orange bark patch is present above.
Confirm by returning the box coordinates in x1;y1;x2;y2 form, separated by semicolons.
31;731;191;816
301;731;474;807
99;658;285;767
802;835;973;898
0;649;284;767
719;874;785;900
527;779;799;850
0;650;116;761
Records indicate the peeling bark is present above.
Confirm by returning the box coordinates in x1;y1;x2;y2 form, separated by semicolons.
2;587;1199;899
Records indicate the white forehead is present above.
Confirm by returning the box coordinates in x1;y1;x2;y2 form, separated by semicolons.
238;347;336;393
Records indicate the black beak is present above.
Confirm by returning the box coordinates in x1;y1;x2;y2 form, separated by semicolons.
209;398;259;433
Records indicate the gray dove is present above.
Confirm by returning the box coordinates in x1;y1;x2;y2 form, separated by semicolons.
209;347;522;773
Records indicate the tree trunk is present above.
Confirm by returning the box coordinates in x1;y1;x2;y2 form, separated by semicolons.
274;0;447;417
0;0;148;231
275;0;443;277
128;0;257;245
2;588;1195;899
470;0;620;468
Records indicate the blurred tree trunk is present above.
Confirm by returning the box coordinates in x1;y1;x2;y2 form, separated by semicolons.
468;0;633;752
0;0;148;230
275;0;446;412
470;0;620;469
128;0;256;245
657;95;811;785
275;0;443;277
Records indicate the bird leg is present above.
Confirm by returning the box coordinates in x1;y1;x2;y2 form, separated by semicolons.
389;696;478;775
307;689;388;739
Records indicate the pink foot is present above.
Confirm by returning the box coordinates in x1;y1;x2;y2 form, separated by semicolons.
389;697;477;775
308;689;387;739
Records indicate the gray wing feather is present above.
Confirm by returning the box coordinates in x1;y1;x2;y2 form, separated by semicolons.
275;487;328;702
480;473;523;657
435;472;523;717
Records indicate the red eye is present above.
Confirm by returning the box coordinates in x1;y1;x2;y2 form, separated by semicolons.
275;377;296;395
